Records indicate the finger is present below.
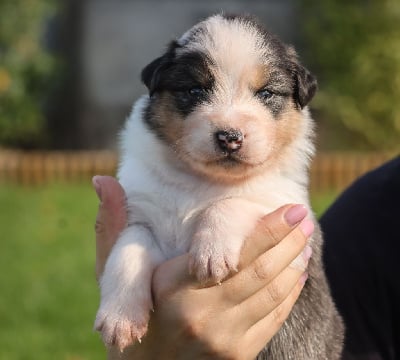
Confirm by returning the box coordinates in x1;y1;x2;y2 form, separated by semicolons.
220;219;313;304
237;259;308;330
93;175;127;279
239;204;309;269
241;273;307;358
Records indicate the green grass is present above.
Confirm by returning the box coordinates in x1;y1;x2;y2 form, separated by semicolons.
311;190;339;219
0;183;338;359
0;183;103;360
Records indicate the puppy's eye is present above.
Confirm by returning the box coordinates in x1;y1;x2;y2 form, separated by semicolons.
188;87;206;97
256;88;274;100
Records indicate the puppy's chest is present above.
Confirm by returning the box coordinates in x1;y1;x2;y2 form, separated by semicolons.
126;182;305;260
127;190;211;258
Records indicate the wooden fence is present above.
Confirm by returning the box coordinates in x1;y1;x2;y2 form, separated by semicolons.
310;152;396;192
0;150;396;192
0;150;118;185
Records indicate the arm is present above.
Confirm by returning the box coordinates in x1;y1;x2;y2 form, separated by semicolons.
93;176;313;360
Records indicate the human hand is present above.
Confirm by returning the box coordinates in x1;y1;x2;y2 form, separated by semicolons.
93;176;313;360
93;175;127;281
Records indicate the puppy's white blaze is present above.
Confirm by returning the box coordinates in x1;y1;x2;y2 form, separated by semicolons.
182;15;267;92
185;14;268;60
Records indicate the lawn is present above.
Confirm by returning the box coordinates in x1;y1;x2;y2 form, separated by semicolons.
0;183;338;360
0;184;103;360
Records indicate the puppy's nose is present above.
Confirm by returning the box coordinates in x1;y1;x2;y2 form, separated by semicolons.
215;129;243;153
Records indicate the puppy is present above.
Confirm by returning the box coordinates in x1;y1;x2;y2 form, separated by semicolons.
95;14;344;358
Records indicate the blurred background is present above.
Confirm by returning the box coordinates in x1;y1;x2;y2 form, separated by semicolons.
1;0;400;151
0;0;398;359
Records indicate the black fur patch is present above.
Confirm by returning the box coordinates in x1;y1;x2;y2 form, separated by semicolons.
256;69;293;116
159;51;214;117
142;49;215;141
141;40;181;96
142;48;215;117
292;64;317;109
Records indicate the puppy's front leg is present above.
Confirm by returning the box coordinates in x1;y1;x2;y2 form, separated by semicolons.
189;199;266;284
95;225;163;351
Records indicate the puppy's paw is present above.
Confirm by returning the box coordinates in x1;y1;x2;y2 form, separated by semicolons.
188;235;240;284
94;298;151;351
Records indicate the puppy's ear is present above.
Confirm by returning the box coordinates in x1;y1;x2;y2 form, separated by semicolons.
141;56;165;96
141;41;178;96
287;46;317;108
293;64;317;109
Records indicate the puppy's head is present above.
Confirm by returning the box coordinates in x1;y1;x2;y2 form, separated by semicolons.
141;14;317;183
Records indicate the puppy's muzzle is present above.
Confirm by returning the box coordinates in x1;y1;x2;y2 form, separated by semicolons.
215;129;243;154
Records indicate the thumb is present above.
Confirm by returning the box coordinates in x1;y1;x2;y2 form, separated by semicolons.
93;175;127;280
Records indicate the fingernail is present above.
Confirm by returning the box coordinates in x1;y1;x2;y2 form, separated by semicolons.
302;245;313;262
299;219;315;238
92;176;103;200
299;272;309;285
284;204;308;226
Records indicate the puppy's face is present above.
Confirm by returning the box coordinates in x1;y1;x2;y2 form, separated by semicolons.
141;15;317;183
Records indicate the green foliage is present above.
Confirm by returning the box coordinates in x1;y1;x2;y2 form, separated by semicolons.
0;0;58;148
311;190;339;219
301;0;400;150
